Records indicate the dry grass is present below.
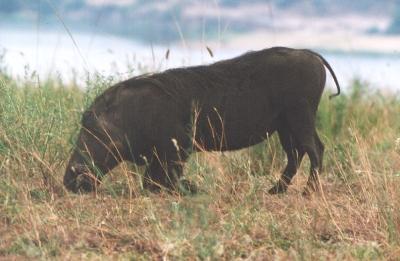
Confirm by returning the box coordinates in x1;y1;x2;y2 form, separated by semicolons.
0;69;399;260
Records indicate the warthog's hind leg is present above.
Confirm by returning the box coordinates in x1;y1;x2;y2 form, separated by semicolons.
268;122;304;194
284;101;323;195
303;131;324;195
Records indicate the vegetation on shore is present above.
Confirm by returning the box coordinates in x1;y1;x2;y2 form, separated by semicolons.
0;66;399;259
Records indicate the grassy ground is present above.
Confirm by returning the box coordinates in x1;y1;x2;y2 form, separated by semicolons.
0;68;399;260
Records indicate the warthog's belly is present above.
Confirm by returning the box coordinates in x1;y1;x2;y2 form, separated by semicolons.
195;117;278;151
194;89;279;151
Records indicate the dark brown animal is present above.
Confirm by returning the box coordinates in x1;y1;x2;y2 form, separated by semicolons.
64;47;340;195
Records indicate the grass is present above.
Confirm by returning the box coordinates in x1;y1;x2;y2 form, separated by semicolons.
0;64;400;260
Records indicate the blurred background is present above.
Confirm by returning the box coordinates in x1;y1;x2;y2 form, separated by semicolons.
1;0;400;91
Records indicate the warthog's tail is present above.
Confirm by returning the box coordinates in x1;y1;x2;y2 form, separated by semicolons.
304;49;341;99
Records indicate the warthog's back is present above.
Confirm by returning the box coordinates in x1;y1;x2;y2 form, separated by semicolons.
144;47;327;151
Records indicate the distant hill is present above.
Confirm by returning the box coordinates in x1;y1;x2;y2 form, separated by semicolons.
0;0;397;43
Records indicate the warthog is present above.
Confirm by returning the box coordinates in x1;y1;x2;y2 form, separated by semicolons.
64;47;340;195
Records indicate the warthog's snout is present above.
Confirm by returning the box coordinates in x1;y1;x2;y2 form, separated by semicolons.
64;163;99;193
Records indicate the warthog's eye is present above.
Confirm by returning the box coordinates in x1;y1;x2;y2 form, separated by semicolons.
71;164;90;175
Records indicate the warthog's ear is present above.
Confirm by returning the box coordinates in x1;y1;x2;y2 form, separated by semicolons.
81;110;95;126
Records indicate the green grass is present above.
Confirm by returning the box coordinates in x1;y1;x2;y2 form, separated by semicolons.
0;67;400;260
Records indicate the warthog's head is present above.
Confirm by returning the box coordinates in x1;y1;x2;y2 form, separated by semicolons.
64;88;127;193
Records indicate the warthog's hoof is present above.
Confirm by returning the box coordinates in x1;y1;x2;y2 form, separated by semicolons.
302;185;318;197
302;178;321;197
268;182;288;195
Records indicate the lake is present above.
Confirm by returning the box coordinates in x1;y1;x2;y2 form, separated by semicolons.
1;28;400;93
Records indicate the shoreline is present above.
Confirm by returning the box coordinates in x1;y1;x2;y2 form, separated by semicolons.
206;30;400;56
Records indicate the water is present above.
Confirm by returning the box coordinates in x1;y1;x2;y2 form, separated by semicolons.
1;28;400;92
